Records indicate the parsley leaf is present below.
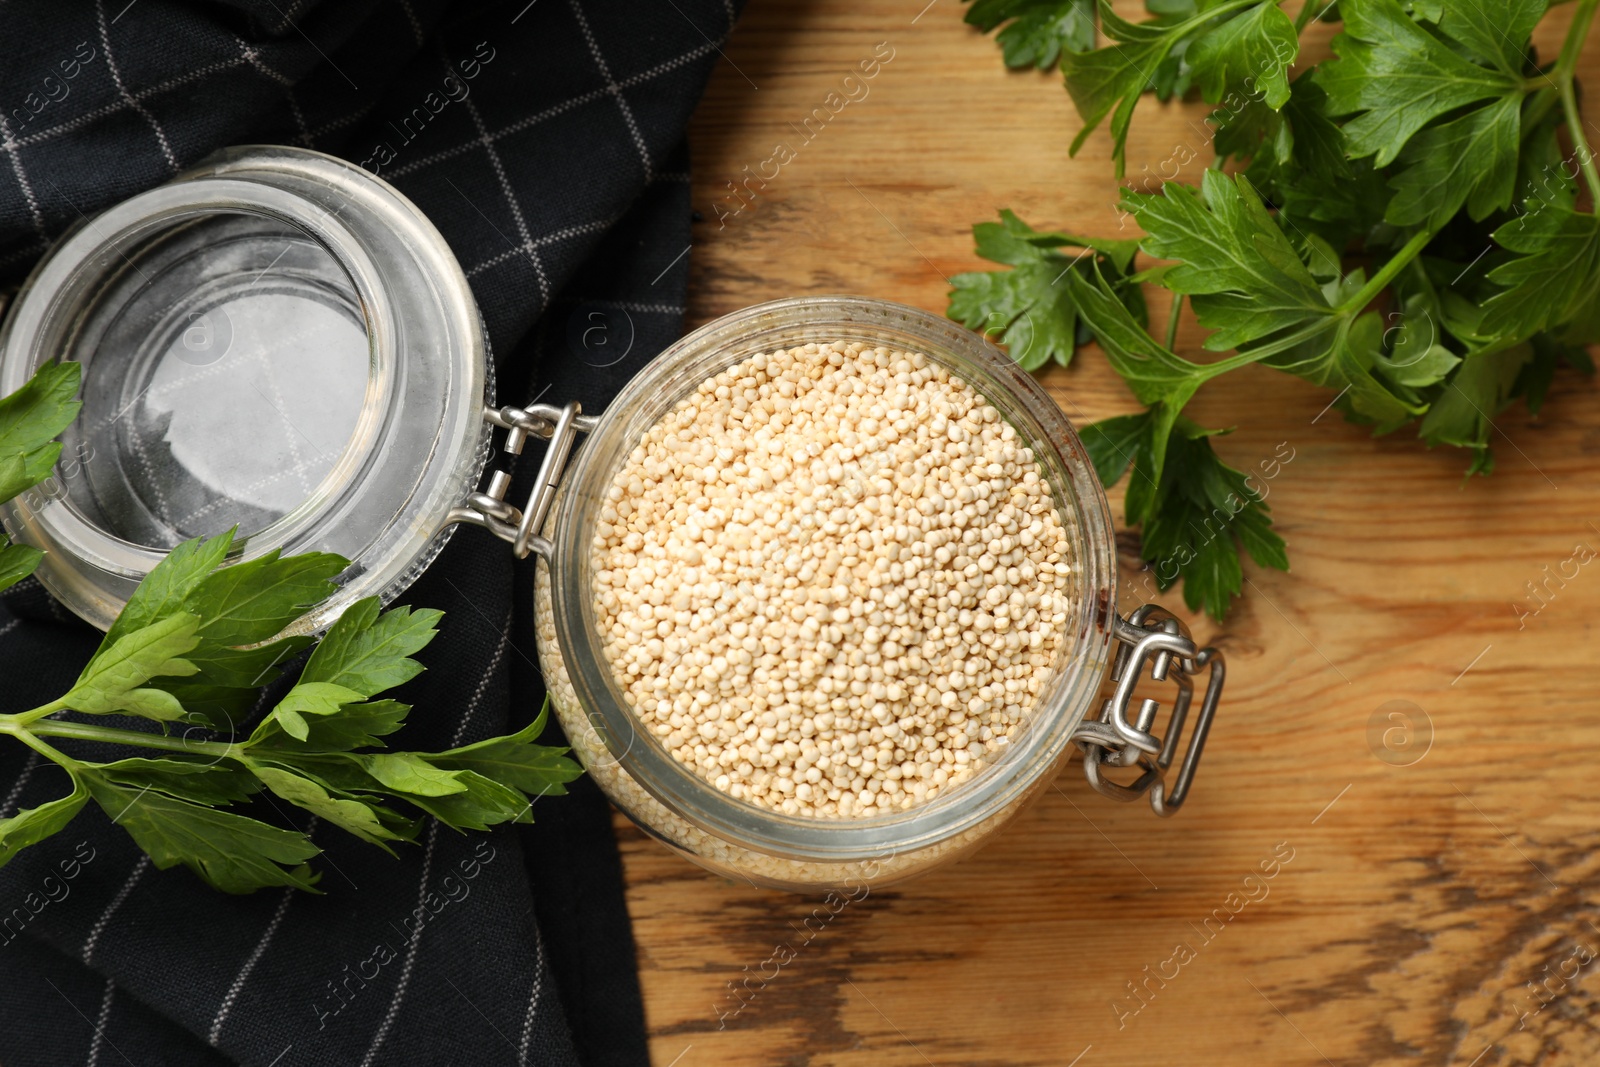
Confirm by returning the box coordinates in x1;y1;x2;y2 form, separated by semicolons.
433;703;584;798
0;360;80;500
1126;169;1335;351
86;758;262;806
1320;0;1532;164
266;681;367;742
0;361;81;594
1083;410;1287;620
89;529;338;727
1061;263;1224;480
99;532;234;646
1383;95;1522;229
962;0;1096;69
81;771;322;893
392;770;536;832
1418;343;1539;475
1481;205;1600;340
1125;170;1429;430
250;699;410;753
1321;0;1539;227
0;356;584;894
301;598;440;695
1183;1;1297;111
947;209;1144;369
956;0;1600;619
250;766;413;851
0;781;89;867
0;540;44;597
362;752;469;796
0;564;578;891
1237;75;1393;243
183;547;350;647
1061;0;1299;175
61;613;201;721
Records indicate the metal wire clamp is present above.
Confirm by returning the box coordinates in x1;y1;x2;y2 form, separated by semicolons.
1071;604;1225;817
443;402;599;561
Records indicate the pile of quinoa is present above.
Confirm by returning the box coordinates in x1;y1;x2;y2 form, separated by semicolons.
591;340;1074;818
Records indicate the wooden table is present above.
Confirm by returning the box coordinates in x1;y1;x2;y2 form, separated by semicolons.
618;4;1600;1064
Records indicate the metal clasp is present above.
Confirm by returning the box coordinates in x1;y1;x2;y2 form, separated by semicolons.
443;402;598;561
1072;604;1225;817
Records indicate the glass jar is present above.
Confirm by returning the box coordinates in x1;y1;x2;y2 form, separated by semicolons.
532;298;1224;891
0;145;489;634
0;148;1223;893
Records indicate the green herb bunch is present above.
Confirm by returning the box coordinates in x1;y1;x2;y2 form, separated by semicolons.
953;0;1599;619
0;362;581;893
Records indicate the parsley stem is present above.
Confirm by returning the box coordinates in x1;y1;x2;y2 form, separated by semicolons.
1406;257;1440;309
1164;292;1184;350
1160;0;1264;41
1556;0;1600;207
1564;89;1600;207
8;698;69;726
1339;229;1436;315
1562;79;1600;209
1294;0;1330;33
16;717;241;760
1555;0;1598;81
1523;86;1560;131
0;720;81;768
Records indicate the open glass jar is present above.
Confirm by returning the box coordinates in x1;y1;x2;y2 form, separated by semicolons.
0;145;488;634
532;298;1223;890
0;146;1222;893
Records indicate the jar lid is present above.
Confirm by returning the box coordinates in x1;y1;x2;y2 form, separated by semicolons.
0;146;489;632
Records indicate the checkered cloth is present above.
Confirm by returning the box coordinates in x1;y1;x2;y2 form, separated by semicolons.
0;1;738;1064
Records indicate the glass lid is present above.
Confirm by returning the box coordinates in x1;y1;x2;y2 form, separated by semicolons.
0;147;490;633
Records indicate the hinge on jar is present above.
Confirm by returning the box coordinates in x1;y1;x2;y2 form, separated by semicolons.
443;402;598;561
1071;605;1225;817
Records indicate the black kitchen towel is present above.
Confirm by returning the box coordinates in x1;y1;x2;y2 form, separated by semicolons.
0;1;739;1064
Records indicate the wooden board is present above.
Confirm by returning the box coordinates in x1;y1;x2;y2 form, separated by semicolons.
618;3;1600;1065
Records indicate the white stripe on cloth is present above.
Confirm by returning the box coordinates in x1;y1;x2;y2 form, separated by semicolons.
463;217;615;278
551;296;686;315
0;112;48;238
206;809;316;1049
383;38;725;182
362;610;511;1062
285;89;315;147
455;74;552;305
18;52;255;148
567;0;653;182
0;751;40;819
455;612;512;746
95;0;180;171
396;0;425;45
87;978;116;1067
268;0;314;37
82;855;150;964
358;818;439;1067
241;44;294;87
515;927;549;1067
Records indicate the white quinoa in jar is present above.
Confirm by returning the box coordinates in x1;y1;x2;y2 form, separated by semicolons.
534;568;1016;886
588;340;1074;819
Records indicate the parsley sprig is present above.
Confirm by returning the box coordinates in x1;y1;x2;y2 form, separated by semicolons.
955;0;1599;619
0;362;581;893
961;0;1098;70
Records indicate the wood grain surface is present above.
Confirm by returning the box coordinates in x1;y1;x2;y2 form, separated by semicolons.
616;4;1600;1065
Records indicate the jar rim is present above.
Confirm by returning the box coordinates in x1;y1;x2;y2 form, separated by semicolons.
0;146;489;633
546;295;1119;862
